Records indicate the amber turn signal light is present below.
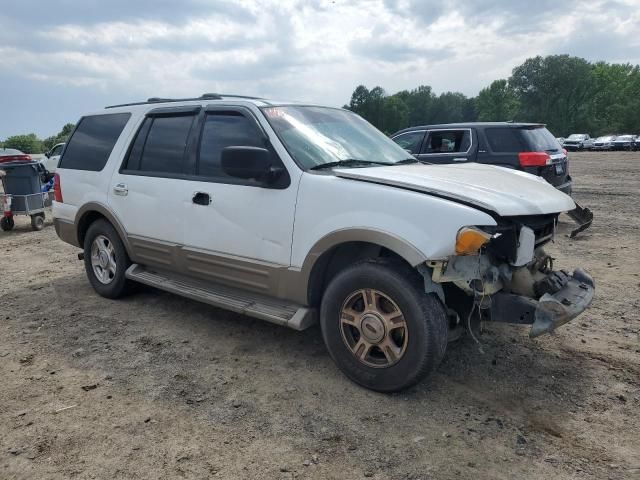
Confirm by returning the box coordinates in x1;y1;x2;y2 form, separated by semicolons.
455;227;492;255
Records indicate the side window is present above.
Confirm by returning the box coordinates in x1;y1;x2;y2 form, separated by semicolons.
421;130;470;154
392;131;425;154
51;145;63;157
197;112;265;179
485;128;523;152
123;114;196;175
59;113;131;171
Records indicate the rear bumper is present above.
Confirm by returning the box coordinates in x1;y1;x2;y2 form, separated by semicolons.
53;218;80;247
555;179;572;195
490;269;595;337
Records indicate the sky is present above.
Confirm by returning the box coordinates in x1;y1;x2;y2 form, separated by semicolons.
1;0;639;139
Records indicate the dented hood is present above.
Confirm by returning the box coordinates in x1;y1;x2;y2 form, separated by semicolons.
334;163;576;216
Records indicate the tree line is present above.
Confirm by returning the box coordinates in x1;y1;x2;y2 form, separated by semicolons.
1;124;75;154
346;54;640;137
3;54;639;152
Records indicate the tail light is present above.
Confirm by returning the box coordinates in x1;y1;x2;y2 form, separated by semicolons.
562;148;568;156
2;195;11;215
518;152;551;167
53;173;63;202
0;154;32;164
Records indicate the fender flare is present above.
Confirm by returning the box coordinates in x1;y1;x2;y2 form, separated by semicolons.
74;202;134;257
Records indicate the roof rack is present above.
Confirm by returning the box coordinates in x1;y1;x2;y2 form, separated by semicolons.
105;93;266;109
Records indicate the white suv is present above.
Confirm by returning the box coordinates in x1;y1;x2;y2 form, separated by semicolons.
53;94;594;392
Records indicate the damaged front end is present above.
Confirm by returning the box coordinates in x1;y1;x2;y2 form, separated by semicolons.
426;214;595;338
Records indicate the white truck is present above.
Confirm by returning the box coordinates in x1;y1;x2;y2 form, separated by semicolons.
52;94;595;392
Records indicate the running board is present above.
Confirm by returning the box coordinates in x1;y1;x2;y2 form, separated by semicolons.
125;264;316;331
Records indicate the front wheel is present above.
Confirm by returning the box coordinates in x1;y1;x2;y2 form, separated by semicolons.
320;260;448;392
83;219;132;299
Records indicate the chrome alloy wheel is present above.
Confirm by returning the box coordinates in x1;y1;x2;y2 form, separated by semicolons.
340;289;408;368
90;235;117;285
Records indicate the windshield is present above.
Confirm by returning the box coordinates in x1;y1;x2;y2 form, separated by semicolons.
597;136;615;141
567;134;585;140
617;135;633;141
262;106;411;169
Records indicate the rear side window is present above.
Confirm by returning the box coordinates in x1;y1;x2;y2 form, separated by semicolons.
197;112;265;178
123;113;196;175
59;113;130;171
392;131;425;154
486;127;560;153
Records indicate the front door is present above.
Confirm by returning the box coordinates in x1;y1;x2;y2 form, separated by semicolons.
416;129;474;164
181;107;300;295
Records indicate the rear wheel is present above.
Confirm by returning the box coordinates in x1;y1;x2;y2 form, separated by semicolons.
0;216;14;231
30;213;45;231
83;219;132;298
320;260;448;392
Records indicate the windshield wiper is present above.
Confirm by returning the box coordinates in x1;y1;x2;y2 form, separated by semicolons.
310;159;392;170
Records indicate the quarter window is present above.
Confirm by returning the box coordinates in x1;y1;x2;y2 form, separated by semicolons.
421;130;471;154
197;112;265;178
59;113;130;171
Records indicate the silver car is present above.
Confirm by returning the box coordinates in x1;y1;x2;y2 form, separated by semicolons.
592;135;617;150
562;134;594;151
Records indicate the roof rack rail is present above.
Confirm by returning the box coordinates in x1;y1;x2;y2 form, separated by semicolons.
105;93;265;109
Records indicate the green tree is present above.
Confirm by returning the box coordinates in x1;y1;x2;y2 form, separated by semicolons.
404;85;436;126
42;123;75;152
509;55;595;135
2;133;43;153
380;95;409;134
476;79;519;121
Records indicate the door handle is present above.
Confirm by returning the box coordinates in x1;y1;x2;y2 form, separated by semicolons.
453;157;467;162
192;192;211;206
113;183;128;196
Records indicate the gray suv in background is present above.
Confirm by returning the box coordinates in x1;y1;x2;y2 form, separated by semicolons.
562;134;594;151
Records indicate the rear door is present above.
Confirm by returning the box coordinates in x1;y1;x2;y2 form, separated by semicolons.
109;106;201;267
416;128;474;164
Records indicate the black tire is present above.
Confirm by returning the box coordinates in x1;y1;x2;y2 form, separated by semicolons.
320;259;448;392
0;216;14;231
83;219;132;299
30;213;45;231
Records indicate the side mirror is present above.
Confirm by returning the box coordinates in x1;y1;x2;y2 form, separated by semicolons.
221;146;283;184
45;152;51;158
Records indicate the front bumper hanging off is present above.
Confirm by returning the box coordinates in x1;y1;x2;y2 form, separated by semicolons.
490;268;595;337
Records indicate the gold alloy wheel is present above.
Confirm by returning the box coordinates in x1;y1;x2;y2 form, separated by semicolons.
340;288;408;368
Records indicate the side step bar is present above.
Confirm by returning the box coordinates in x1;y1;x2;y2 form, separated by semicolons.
125;264;316;331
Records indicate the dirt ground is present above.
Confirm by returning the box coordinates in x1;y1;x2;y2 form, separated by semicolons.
1;152;638;480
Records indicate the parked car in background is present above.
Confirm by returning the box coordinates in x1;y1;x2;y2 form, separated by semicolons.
612;135;635;151
562;134;594;151
634;135;640;151
41;143;65;172
0;148;32;164
52;95;595;392
391;122;593;237
592;135;617;150
392;122;571;193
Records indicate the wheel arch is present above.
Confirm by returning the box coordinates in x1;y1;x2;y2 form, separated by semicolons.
300;229;426;307
75;202;133;257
